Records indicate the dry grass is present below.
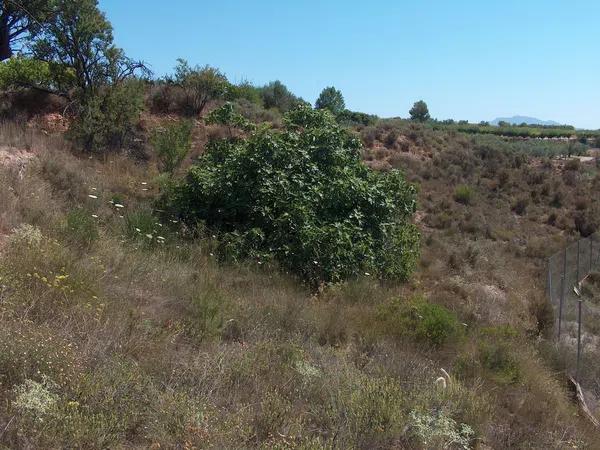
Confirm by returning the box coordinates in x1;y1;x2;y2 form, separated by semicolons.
0;124;598;448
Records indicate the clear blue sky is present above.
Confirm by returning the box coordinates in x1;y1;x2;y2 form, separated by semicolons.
100;0;600;129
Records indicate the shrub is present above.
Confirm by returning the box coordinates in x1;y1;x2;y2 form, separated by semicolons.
165;104;419;285
69;80;145;152
147;83;180;113
123;208;164;245
232;98;281;124
13;376;59;421
409;410;474;449
457;326;521;385
259;80;305;113
173;59;229;116
151;119;193;175
377;297;462;347
564;158;581;171
512;197;528;215
226;81;262;104
344;375;404;445
454;185;473;205
337;110;378;127
64;208;98;248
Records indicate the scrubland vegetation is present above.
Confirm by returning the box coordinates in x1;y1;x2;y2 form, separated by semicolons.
1;0;600;449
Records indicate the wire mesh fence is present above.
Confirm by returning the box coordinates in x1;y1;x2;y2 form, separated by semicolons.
547;232;600;412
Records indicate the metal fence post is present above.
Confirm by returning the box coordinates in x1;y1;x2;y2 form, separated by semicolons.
558;247;567;339
576;299;583;383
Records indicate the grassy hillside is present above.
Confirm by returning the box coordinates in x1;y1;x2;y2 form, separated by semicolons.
0;112;599;448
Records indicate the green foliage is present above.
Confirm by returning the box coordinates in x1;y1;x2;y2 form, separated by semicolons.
186;284;229;341
377;297;462;347
226;80;262;105
173;59;229;116
344;375;404;444
0;0;56;60
437;120;598;142
204;101;256;132
64;208;98;247
409;100;430;122
166;104;419;285
0;57;73;92
456;326;521;385
315;86;345;115
337;109;378;126
453;185;473;205
259;80;305;113
122;208;169;247
69;79;145;151
28;0;147;101
32;0;109;93
151;120;193;174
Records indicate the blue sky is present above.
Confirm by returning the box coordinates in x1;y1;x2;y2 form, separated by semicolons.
100;0;600;129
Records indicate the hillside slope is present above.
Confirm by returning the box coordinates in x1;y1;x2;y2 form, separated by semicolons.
0;119;599;448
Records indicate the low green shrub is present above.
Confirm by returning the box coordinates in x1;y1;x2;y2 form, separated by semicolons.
64;208;98;248
377;297;462;347
512;197;529;215
456;326;521;385
151;119;193;175
185;283;229;342
453;185;473;205
122;208;167;246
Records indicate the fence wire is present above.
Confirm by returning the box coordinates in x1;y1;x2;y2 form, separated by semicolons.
547;232;600;414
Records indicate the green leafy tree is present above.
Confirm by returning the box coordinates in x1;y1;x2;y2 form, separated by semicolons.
173;58;229;116
151;120;193;175
409;100;430;122
166;104;419;285
315;86;345;115
259;80;304;113
0;0;55;61
32;0;147;98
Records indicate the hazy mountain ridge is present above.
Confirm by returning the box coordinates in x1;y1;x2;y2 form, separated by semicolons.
491;116;562;126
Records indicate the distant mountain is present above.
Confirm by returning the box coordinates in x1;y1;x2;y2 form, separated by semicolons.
490;116;562;127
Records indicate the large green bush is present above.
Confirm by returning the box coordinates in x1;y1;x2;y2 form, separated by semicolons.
166;104;419;284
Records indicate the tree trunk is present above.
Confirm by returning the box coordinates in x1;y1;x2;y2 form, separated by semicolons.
0;13;12;61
